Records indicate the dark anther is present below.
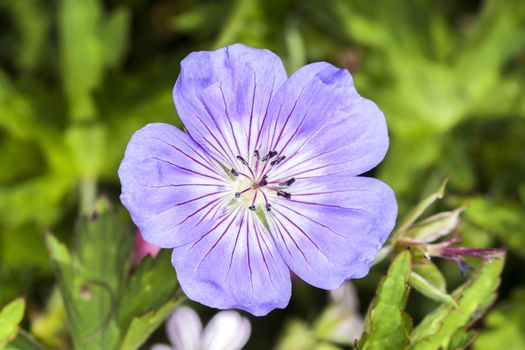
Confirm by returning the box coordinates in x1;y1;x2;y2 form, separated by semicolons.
270;155;286;166
276;190;292;199
249;205;256;211
279;178;296;186
258;175;268;187
236;155;248;166
262;150;278;161
235;192;241;198
266;203;272;211
254;150;260;159
231;168;239;177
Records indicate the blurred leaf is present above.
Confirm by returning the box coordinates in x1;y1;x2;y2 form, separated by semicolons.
64;124;107;178
473;287;525;350
4;329;47;350
30;289;67;350
0;297;25;348
45;199;132;350
462;197;525;258
409;254;505;349
394;177;449;239
101;7;131;68
356;250;412;350
59;0;103;120
276;319;316;350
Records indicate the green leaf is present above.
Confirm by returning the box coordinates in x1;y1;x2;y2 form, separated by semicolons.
356;250;412;350
45;199;132;350
117;250;179;339
119;298;181;350
404;207;464;244
410;271;456;307
462;197;525;257
409;253;505;349
0;298;25;348
5;329;48;350
473;287;525;350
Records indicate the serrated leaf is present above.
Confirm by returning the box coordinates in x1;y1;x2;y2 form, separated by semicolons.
409;253;505;349
119;298;181;350
0;298;25;348
356;250;412;350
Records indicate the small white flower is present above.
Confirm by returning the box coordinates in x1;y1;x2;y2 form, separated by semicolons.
152;306;251;350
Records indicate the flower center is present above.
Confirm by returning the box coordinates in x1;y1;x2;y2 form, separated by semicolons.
230;150;295;212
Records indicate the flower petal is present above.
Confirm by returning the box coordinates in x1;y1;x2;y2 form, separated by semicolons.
173;44;287;168
171;209;291;316
201;311;251;350
151;345;174;350
266;176;396;289
261;62;388;181
118;123;231;248
166;306;202;350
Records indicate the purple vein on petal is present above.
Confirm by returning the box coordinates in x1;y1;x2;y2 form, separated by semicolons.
272;202;351;242
150;136;226;178
219;84;242;157
253;221;274;285
272;85;321;155
226;209;246;281
246;214;254;292
254;76;276;152
176;194;229;226
267;213;309;265
195;95;239;164
151;157;228;184
197;208;241;270
269;85;307;152
247;73;257;158
153;191;226;216
190;111;237;167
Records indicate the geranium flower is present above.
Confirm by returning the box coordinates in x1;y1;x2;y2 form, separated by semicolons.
151;306;251;350
119;43;397;316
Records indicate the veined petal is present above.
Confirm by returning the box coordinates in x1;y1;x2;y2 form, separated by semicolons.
173;44;287;168
118;123;230;248
261;63;388;181
266;177;396;289
201;311;251;350
166;306;202;350
171;209;291;316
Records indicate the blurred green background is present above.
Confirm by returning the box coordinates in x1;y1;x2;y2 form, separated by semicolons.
0;0;524;348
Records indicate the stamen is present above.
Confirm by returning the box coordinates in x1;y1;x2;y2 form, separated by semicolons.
261;150;277;161
270;155;286;166
260;191;271;211
279;178;295;186
231;168;239;177
236;155;248;166
235;187;252;198
276;190;292;199
258;175;268;187
248;191;258;211
254;150;260;160
249;205;256;211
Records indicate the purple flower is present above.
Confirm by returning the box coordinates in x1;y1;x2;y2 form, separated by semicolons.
119;44;397;316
